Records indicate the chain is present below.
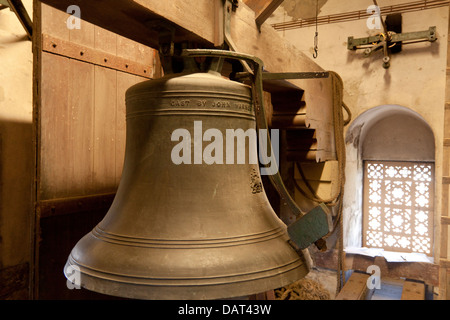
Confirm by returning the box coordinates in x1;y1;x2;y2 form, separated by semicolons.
313;0;319;58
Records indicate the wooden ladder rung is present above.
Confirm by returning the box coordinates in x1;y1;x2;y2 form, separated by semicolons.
401;280;425;300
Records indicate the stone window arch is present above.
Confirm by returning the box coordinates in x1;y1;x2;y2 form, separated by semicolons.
344;105;435;255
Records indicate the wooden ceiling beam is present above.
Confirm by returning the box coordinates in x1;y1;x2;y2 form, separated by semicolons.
38;0;215;50
243;0;284;27
37;1;321;72
37;1;327;86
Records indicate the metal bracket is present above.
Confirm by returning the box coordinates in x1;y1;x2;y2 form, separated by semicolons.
145;20;176;57
145;20;182;74
287;203;332;250
222;0;253;75
348;26;437;68
222;0;238;51
234;71;329;81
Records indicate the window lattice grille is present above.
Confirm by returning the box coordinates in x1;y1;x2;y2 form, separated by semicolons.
363;161;433;255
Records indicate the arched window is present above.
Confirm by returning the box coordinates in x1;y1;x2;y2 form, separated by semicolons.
346;105;435;256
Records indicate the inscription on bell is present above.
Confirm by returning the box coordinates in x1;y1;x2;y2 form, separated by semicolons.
211;101;231;108
171;99;191;107
169;99;252;112
197;100;207;107
235;103;252;112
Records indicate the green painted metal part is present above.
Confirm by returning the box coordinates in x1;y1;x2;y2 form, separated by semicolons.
262;71;329;80
287;203;332;250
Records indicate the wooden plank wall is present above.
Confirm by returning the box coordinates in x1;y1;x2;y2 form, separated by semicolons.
32;2;161;299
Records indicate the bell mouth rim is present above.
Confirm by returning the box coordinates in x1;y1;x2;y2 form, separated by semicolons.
65;253;303;283
64;255;306;300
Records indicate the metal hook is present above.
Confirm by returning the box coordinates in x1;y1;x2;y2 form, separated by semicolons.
313;0;319;59
313;31;318;59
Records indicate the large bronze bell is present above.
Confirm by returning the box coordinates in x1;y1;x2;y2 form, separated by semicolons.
63;54;311;300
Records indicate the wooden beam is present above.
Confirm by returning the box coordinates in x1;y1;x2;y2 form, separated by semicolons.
442;216;450;225
38;1;325;72
7;0;32;39
444;138;450;146
41;34;154;78
243;0;284;26
39;0;215;50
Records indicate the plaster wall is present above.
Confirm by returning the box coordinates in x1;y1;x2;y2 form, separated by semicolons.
0;0;33;269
